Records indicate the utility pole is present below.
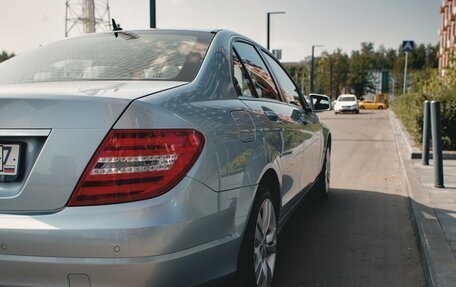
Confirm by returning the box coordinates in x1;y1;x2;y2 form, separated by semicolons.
65;0;111;37
150;0;156;28
267;11;285;51
392;77;396;97
330;59;333;99
310;45;323;93
84;0;96;33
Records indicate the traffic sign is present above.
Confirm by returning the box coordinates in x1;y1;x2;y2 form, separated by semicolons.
402;41;415;52
402;41;414;94
272;49;282;60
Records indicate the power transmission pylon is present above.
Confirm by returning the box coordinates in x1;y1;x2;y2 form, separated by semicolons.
65;0;111;37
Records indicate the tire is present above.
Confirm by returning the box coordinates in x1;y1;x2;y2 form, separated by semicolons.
316;147;331;201
360;106;365;109
355;110;360;114
378;106;383;110
236;188;278;287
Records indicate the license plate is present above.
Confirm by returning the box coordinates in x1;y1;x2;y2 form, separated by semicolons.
0;144;20;176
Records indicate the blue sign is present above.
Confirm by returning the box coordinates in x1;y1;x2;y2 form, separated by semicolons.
402;41;415;52
272;49;282;60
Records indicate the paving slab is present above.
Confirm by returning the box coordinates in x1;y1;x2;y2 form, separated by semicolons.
389;110;456;287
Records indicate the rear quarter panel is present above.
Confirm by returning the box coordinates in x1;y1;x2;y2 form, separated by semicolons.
115;30;280;194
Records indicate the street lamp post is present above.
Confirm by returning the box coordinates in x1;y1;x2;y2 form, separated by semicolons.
150;0;156;28
267;11;285;51
310;45;323;93
329;57;333;99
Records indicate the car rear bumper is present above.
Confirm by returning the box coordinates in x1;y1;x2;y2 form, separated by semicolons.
335;106;358;112
0;177;256;286
0;236;238;287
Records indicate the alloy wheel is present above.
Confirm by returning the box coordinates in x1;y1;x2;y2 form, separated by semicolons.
325;149;331;195
253;198;277;287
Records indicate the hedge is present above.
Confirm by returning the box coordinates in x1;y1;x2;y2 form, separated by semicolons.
392;69;456;150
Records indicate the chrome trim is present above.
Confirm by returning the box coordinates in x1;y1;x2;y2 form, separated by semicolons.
0;129;51;137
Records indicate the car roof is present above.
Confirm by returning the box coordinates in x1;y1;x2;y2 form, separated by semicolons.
338;94;357;98
62;28;265;50
309;93;328;97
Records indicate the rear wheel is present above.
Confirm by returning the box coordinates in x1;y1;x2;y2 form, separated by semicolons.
236;188;278;287
316;147;331;200
378;106;384;110
360;106;365;109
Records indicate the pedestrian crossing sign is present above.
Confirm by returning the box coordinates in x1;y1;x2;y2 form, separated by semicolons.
402;41;414;52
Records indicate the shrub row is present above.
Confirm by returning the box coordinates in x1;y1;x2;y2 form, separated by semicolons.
392;69;456;150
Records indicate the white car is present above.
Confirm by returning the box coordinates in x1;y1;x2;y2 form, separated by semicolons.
334;94;359;114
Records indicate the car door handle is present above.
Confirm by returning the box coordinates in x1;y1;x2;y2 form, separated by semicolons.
264;110;278;121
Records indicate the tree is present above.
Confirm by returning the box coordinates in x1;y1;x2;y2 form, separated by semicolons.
425;44;439;68
348;43;376;97
284;41;438;97
283;62;310;94
332;49;350;97
0;50;14;63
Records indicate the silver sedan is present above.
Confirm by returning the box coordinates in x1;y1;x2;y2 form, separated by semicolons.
0;29;331;287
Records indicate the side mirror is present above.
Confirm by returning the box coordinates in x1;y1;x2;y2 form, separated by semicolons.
299;95;314;112
309;94;331;112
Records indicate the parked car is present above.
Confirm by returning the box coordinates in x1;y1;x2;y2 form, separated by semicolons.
334;94;359;114
359;93;388;110
0;29;331;287
359;99;386;110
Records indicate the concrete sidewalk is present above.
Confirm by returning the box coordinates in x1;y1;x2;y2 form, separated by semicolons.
414;160;456;257
389;110;456;287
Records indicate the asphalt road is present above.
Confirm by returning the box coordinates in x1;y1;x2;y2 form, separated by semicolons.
271;110;425;287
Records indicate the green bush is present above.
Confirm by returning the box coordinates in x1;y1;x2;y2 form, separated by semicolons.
392;69;456;150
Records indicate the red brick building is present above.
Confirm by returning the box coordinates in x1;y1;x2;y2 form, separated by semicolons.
439;0;456;76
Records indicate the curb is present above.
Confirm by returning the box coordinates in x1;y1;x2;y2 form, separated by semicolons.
389;111;456;160
411;151;456;160
389;110;456;287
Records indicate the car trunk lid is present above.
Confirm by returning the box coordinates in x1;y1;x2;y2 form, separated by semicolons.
0;81;185;212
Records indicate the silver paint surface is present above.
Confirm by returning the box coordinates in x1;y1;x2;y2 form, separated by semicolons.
0;30;330;286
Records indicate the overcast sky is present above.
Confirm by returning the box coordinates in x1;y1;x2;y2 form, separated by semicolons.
0;0;440;62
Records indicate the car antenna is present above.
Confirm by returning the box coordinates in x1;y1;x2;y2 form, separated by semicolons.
112;18;122;37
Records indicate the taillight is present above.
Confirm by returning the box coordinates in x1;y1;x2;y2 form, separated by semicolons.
68;129;205;206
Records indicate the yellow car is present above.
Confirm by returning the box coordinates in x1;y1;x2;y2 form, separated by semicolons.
359;100;387;110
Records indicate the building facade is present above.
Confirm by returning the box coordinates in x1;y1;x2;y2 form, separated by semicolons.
439;0;456;77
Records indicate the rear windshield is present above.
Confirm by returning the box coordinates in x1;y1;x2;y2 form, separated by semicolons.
338;96;356;101
0;30;213;85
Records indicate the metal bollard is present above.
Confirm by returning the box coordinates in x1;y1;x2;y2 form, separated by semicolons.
422;101;431;165
431;101;445;188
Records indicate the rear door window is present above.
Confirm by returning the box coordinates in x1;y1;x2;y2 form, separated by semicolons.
232;51;254;97
233;42;280;101
261;51;303;107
